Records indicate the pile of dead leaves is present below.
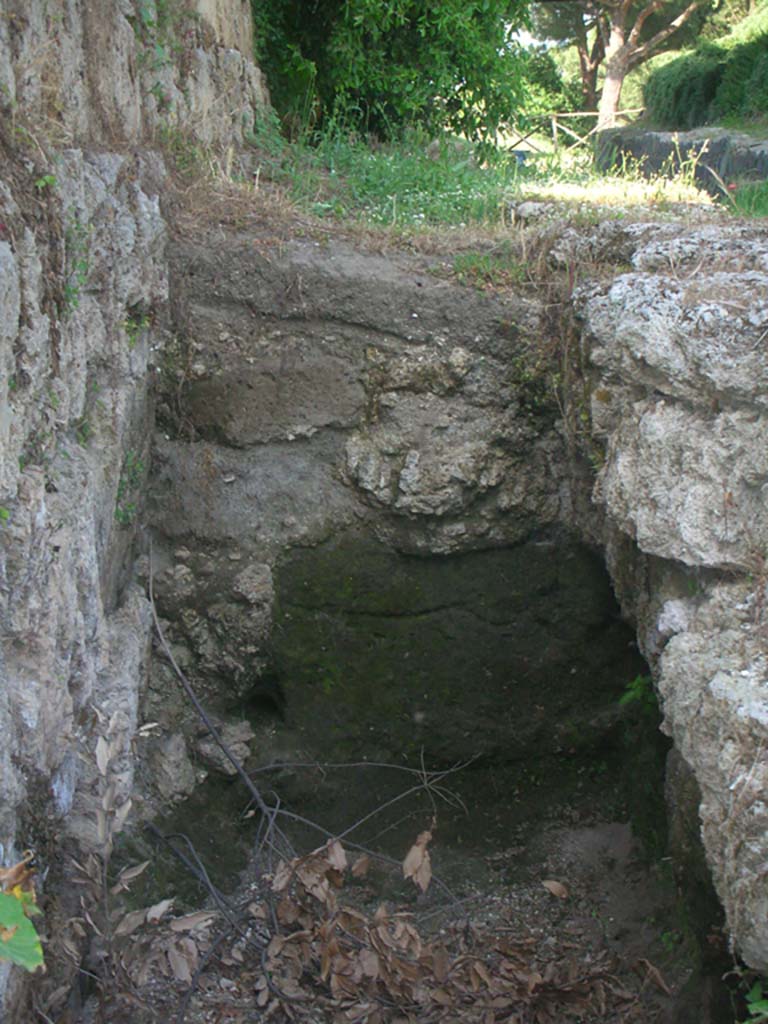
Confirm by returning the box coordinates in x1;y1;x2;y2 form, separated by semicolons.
239;838;636;1024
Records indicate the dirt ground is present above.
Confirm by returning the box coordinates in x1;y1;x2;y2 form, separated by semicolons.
66;755;735;1024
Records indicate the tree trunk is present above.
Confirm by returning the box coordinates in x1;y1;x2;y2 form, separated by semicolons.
597;53;629;128
577;44;599;109
597;17;629;130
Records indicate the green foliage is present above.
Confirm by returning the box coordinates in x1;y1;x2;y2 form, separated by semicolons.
75;417;92;446
251;0;528;141
618;674;658;714
454;247;526;288
643;45;724;128
519;45;580;116
122;310;151;349
712;38;768;119
745;978;768;1022
155;122;207;176
115;450;145;526
61;213;92;317
130;0;199;108
0;507;9;524
726;180;768;217
0;891;43;972
248;120;524;225
644;3;768;128
34;174;57;191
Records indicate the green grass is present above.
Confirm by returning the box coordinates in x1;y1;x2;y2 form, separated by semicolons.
245;111;713;229
453;246;527;288
725;180;768;217
250;118;524;226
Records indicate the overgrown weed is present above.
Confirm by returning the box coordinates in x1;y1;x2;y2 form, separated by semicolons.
242;112;713;230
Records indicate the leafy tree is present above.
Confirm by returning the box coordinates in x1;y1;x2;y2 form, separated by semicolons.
597;0;714;127
533;3;609;109
533;0;717;127
251;0;529;141
519;43;583;113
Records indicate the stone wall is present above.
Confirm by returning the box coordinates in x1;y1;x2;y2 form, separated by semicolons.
0;0;268;1014
597;126;768;194
0;0;267;148
571;221;768;970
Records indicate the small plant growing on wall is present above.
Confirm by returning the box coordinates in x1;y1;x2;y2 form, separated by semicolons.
618;673;657;715
115;450;145;526
0;852;44;971
121;308;151;349
61;213;92;318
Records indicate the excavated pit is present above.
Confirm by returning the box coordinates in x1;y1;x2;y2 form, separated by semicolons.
144;531;681;895
132;231;736;1022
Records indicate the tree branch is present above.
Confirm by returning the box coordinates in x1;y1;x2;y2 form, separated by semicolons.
629;0;707;65
627;0;665;48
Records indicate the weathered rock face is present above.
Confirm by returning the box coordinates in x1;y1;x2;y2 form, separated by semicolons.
0;0;267;149
156;238;564;557
3;4;768;1003
597;126;768;194
150;217;768;976
574;222;768;971
0;0;268;1014
0;143;164;1012
151;237;637;778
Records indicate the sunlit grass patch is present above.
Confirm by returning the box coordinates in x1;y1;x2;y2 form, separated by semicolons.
240;113;717;232
516;149;713;210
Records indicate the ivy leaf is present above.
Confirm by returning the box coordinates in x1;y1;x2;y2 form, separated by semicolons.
0;893;44;971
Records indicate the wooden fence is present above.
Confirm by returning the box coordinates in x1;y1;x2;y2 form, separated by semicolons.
507;109;645;154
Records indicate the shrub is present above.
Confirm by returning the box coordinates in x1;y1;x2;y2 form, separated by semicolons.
643;3;768;128
643;45;724;128
713;37;768;117
251;0;528;141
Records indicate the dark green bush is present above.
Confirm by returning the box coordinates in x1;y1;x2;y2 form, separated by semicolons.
520;45;581;116
744;48;768;115
251;0;528;141
643;45;724;128
643;3;768;128
713;37;768;116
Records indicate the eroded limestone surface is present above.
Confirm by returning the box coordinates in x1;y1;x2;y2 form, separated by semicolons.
0;0;269;1013
573;222;768;971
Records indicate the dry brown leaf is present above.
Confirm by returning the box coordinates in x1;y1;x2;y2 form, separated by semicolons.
0;852;36;895
402;829;433;894
472;960;493;988
167;938;198;983
359;948;379;979
351;854;371;878
114;908;147;937
272;859;294;892
326;839;348;872
110;860;150;895
634;957;672;995
431;987;453;1006
146;897;174;924
541;879;569;900
113;799;132;832
169;910;218;932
